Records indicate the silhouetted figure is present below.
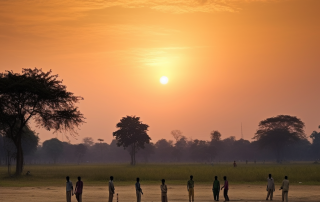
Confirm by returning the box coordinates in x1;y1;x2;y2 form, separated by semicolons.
212;176;220;201
160;179;168;202
187;175;194;202
280;176;289;202
75;176;83;202
266;174;275;200
254;160;256;164
109;176;115;202
66;176;73;202
233;161;237;167
135;178;143;202
221;176;229;201
246;160;248;164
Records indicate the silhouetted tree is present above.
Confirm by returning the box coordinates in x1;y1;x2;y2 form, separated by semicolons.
155;139;173;162
74;144;87;164
310;126;320;160
0;68;85;174
98;139;104;143
171;130;183;141
20;125;39;157
83;137;94;147
189;139;210;162
253;115;306;162
137;142;155;162
173;136;187;161
113;116;151;165
209;130;222;161
210;130;221;141
1;124;39;174
43;138;64;164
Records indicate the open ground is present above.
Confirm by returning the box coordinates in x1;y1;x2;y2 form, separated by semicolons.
1;163;320;201
1;184;320;202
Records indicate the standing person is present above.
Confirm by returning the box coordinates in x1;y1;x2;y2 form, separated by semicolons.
266;174;275;201
187;175;194;202
279;176;289;202
233;161;237;167
74;176;83;202
66;176;73;202
221;176;229;201
212;176;220;201
109;176;115;202
160;179;168;202
135;178;143;202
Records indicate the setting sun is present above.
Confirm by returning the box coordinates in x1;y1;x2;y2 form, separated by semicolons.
160;76;169;84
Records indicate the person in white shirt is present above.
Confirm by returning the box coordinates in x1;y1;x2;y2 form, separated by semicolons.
160;179;168;202
279;176;289;202
266;174;275;200
66;176;73;202
109;176;115;202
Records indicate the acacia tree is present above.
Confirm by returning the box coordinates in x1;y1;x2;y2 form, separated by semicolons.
0;68;85;174
253;115;306;162
113;116;151;165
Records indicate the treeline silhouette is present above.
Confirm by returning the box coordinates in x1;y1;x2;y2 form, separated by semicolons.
1;133;319;165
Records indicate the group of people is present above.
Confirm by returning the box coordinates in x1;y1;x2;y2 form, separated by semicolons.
266;174;290;202
211;176;229;201
66;176;83;202
65;174;290;202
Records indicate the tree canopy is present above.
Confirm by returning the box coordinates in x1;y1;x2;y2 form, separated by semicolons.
0;68;85;174
254;115;305;140
253;115;306;162
113;116;151;165
210;130;222;141
42;138;64;164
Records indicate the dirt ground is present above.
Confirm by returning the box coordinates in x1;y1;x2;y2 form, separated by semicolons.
0;184;319;202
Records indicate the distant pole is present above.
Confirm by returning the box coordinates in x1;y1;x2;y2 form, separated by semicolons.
117;193;118;202
241;123;243;139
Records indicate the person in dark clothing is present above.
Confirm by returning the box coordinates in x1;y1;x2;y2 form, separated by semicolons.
74;176;83;202
212;176;220;201
221;176;229;201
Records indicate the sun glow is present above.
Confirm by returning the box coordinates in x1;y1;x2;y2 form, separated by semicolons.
160;76;169;84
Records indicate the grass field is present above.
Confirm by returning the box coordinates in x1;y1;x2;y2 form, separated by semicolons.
1;163;320;187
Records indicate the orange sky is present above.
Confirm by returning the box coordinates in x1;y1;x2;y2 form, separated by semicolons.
0;0;319;144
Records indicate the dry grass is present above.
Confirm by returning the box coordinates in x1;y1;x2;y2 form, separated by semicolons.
1;162;320;187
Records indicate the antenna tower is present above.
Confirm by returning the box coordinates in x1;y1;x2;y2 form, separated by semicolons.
241;122;243;139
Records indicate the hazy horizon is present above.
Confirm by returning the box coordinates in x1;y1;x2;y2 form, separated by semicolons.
0;0;319;144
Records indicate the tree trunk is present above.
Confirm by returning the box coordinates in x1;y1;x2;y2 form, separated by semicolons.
14;137;24;175
133;143;136;166
130;146;134;165
7;152;11;175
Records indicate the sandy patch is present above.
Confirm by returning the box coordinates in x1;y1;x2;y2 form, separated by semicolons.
0;184;319;201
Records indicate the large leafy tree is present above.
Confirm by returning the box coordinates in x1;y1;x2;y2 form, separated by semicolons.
74;143;87;164
113;116;151;165
253;115;306;162
209;130;222;161
42;138;64;164
310;125;320;160
1;125;39;175
0;68;85;174
210;130;221;141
